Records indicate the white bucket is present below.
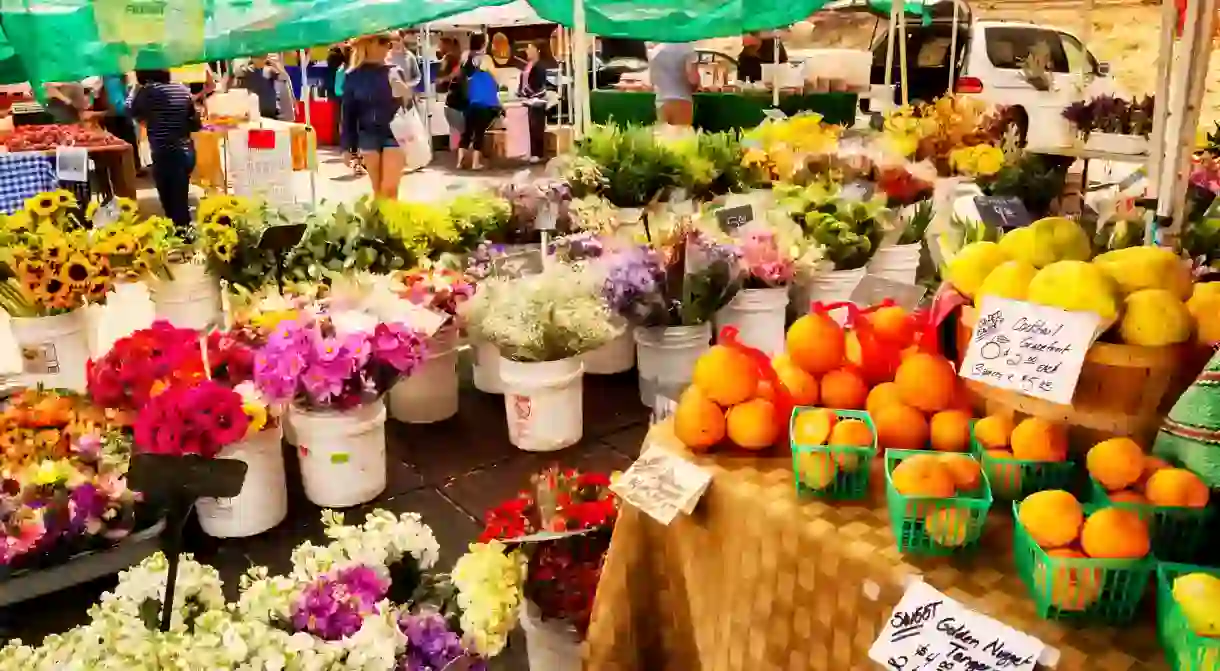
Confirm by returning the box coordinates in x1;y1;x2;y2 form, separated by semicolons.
388;327;459;424
580;326;635;375
290;402;387;508
10;311;91;392
714;287;788;357
520;601;582;671
633;323;712;407
501;357;584;452
793;268;866;315
867;243;922;286
1085;132;1149;156
94;281;156;356
472;340;505;394
150;263;222;331
196;427;287;538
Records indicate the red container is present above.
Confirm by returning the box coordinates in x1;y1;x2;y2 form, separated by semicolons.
295;98;337;146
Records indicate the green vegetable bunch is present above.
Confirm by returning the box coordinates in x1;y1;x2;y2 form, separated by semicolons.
284;199;410;282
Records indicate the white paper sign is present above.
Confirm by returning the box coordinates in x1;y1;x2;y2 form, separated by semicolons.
959;296;1099;405
610;451;711;524
869;581;1047;671
55;146;88;182
228;128;295;206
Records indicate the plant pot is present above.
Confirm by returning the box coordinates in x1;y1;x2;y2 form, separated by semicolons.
472;340;505;394
501;357;584;452
792;268;866;316
580;326;635;375
290;402;387;508
388;326;459;424
93;281;155;357
149;262;222;331
1084;132;1149;156
520;601;582;671
633;323;712;407
714;287;789;356
10;311;90;392
196;426;287;538
867;243;922;286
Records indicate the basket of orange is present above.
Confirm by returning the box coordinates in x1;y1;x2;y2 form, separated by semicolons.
1085;437;1214;563
972;415;1078;500
884;450;992;555
790;407;877;499
1013;490;1155;623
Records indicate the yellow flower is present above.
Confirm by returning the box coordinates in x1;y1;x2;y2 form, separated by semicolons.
109;233;138;255
251;309;298;331
116;198;137;214
30;459;71;486
26;193;58;217
243;402;268;435
973;146;1005;176
85;201;100;222
60;254;93;287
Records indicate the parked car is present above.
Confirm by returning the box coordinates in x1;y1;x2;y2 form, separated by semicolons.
868;18;1122;145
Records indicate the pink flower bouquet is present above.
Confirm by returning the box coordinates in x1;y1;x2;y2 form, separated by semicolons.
737;229;795;289
254;316;428;411
133;379;251;459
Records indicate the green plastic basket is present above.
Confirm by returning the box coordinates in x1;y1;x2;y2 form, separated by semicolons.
883;449;992;555
1088;477;1215;564
1156;562;1220;671
789;407;877;500
970;422;1077;500
1012;501;1154;624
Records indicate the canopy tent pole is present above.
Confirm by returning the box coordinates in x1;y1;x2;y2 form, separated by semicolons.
422;24;434;140
898;2;909;105
299;48;316;206
947;0;959;93
572;0;591;137
559;26;570;127
772;31;781;108
1147;0;1179;203
883;1;898;95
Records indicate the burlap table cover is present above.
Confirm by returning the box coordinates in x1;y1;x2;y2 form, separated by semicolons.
584;422;1170;671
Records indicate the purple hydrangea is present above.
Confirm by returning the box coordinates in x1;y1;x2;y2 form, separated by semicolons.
397;611;486;671
601;245;667;325
292;565;390;641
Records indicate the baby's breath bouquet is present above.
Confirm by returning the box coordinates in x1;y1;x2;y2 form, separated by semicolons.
461;263;620;362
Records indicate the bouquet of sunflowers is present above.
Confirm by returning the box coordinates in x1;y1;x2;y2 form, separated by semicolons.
87;197;182;280
197;194;299;291
0;190;116;316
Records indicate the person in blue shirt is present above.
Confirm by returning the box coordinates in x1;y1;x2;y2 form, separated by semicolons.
341;33;412;199
98;74;141;173
456;33;502;171
127;70;199;233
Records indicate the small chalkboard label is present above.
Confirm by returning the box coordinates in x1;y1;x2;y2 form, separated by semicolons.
716;204;754;232
258;223;308;252
491;249;545;278
973;196;1032;230
129;453;248;501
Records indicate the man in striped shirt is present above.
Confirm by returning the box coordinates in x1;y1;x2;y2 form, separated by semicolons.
127;69;198;232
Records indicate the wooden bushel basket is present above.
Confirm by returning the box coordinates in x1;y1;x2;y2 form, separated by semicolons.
955;306;1209;446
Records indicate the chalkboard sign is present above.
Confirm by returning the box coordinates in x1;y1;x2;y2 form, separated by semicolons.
491;249;545;278
973;196;1032;230
716;204;754;232
258;223;308;252
129;453;248;501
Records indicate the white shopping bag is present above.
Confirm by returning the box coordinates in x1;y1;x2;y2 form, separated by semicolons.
391;106;432;171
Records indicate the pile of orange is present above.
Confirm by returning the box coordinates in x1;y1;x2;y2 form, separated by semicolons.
1086;438;1210;508
1017;490;1151;611
889;452;984;547
674;344;782;452
792;408;875;489
973;415;1070;497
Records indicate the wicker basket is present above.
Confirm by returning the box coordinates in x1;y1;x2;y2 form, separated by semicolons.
955;306;1207;446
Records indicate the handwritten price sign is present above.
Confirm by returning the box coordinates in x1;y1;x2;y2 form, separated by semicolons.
610;451;711;525
959;297;1099;405
869;581;1048;671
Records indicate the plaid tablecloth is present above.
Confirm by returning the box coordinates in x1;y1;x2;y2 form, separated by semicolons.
0;152;58;214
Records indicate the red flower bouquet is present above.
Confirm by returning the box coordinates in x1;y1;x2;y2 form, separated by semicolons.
133;379;250;458
480;467;618;635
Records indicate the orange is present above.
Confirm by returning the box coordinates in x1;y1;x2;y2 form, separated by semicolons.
894;352;957;413
926;506;974;547
786;312;845;375
820;368;869;410
1144;468;1210;508
755;379;776;402
947;383;975;414
873;402;929;451
973;414;1014;450
833;448;863;473
1010;418;1069;462
725;397;780;450
984;449;1023;498
792;408;837;446
673;386;727;451
1108;489;1149;505
866;382;903;417
1140;455;1171;485
1080;507;1150;559
938;453;982;492
771;357;820;406
692;345;759;407
1017;490;1084;550
929;410;972;452
890;453;956;499
869;305;916;345
1037;548;1103;611
829;418;874;447
1086;438;1145;492
797;451;837;490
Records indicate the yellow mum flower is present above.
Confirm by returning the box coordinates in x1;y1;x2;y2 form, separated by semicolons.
243;402;268;435
31;459;70;485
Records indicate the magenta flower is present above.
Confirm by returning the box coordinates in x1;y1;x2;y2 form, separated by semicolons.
371;322;427;374
301;364;347;405
292;564;390;641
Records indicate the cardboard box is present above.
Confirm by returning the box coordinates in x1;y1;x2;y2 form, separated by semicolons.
482;129;507;159
545;125;573;157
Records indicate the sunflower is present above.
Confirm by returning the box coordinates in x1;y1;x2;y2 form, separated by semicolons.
41;239;67;263
98;225;120;240
116;198;137;214
26;193;58;217
17;259;47;280
54;190;76;208
211;239;234;262
87;280;110;300
109;233;137;255
40;277;70;305
85;201;100;222
4;211;32;233
60;254;93;287
212;210;235;228
132;257;150;273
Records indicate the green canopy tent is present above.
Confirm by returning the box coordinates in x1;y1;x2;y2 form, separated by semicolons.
525;0;832;41
0;25;28;85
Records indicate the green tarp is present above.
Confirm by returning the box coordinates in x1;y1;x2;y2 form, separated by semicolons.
527;0;831;42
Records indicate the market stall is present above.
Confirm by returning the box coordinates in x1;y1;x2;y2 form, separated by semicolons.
190;118;316;196
0;123;137;206
589;89;860;130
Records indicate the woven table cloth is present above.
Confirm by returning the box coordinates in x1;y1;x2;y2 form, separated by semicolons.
584;422;1170;671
